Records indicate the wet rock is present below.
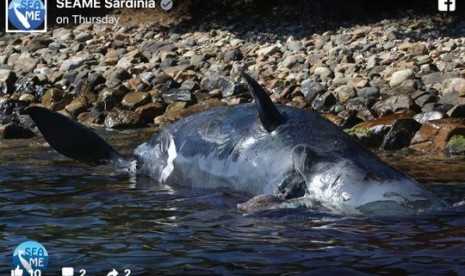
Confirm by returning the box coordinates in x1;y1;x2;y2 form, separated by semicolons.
122;92;151;109
162;89;195;104
389;69;414;87
372;95;418;116
97;86;129;111
154;101;188;126
135;102;166;123
77;111;104;125
445;135;465;157
346;125;389;148
104;109;143;129
41;88;73;111
1;123;35;139
300;79;325;102
410;118;465;153
413;111;445;124
380;119;421;150
65;96;91;116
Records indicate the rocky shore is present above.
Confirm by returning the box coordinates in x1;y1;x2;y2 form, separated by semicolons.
1;13;465;156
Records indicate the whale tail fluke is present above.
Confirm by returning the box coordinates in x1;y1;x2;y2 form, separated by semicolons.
26;106;128;166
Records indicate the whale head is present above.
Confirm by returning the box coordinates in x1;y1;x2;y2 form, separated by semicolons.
242;73;446;216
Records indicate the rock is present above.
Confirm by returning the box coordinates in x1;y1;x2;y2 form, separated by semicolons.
59;56;90;72
161;89;195;104
334;85;356;104
380;119;421;150
135;102;166;123
163;64;194;78
41;88;73;111
15;52;38;72
312;91;336;112
154;101;188;126
444;78;465;96
408;43;428;55
410;118;465;153
281;55;299;69
389;69;414;87
52;28;74;41
357;86;379;99
202;74;247;98
257;45;281;56
447;105;465;118
104;67;131;88
300;79;325;102
75;32;93;42
1;123;35;139
65;96;91;116
346;125;389;148
372;95;418;116
445;135;465;157
0;69;17;94
121;92;151;109
77;111;104;125
413;111;445;124
104;109;143;129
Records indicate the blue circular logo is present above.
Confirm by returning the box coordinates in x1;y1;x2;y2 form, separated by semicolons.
13;241;49;273
8;0;46;31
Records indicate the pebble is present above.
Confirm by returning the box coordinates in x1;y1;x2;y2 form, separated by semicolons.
389;69;414;87
1;16;464;153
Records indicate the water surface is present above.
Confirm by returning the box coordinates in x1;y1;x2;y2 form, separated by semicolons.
1;131;465;275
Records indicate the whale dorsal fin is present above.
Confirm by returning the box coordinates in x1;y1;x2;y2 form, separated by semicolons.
242;73;283;132
26;106;124;165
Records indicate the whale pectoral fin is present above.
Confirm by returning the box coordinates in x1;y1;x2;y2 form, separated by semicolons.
242;73;284;132
26;106;124;165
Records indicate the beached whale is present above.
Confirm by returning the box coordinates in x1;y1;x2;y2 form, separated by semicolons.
26;73;447;216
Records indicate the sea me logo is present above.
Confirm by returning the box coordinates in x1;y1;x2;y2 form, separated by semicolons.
12;241;49;275
6;0;47;32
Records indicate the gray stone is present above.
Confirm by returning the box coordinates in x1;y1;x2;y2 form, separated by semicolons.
202;74;247;98
389;69;414;87
162;88;195;103
257;45;281;56
75;32;93;42
372;95;418;116
104;109;143;129
357;87;380;99
413;111;445;124
300;79;326;102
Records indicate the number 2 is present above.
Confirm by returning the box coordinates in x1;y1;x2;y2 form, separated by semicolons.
124;269;131;276
79;269;86;276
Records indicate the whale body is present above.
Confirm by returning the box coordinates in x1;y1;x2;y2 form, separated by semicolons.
26;73;447;216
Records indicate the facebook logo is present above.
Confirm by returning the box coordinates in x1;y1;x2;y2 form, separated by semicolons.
438;0;456;11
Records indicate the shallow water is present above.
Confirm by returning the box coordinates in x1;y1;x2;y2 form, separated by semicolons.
2;131;465;275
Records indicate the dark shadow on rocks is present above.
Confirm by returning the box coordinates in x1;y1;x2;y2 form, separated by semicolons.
171;0;465;40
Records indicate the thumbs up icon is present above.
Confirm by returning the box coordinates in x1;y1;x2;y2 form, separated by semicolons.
11;265;24;276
